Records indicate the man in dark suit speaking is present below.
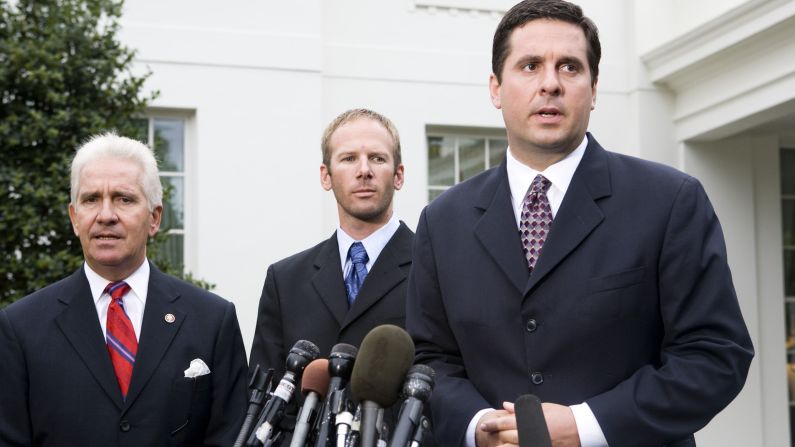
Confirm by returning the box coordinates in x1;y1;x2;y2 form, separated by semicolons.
249;108;412;382
0;133;248;446
406;1;754;446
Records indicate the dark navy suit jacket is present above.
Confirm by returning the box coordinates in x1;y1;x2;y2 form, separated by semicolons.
248;222;418;443
0;263;248;446
407;135;754;447
249;222;414;378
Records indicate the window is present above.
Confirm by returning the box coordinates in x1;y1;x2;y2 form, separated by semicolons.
781;147;795;444
133;116;187;272
427;127;508;202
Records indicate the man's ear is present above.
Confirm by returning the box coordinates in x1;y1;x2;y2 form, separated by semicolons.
489;73;502;109
320;164;332;191
393;164;405;191
68;203;79;236
148;205;162;237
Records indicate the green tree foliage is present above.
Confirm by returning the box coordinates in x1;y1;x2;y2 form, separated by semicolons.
1;0;210;306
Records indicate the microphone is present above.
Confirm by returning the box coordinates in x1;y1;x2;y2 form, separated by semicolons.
290;358;331;447
350;325;415;447
314;343;358;447
345;405;362;447
377;412;388;447
387;364;434;447
515;394;552;447
234;365;274;447
335;410;354;447
247;340;321;446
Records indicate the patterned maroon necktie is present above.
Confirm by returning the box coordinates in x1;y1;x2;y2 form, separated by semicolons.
520;174;553;271
104;281;137;399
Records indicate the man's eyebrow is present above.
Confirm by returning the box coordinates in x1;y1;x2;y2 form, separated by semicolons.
111;190;138;198
515;55;543;66
78;190;99;200
558;56;585;67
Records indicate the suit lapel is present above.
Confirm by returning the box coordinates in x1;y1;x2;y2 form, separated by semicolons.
311;233;349;326
523;136;611;294
55;268;124;409
123;265;185;411
474;162;530;296
342;222;412;328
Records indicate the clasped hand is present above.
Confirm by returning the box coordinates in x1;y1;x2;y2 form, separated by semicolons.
475;401;580;447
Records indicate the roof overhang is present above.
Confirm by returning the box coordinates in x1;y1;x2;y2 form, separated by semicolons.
642;0;795;142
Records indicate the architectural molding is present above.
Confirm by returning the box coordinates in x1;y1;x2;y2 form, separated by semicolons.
412;0;513;15
641;0;795;141
642;0;795;83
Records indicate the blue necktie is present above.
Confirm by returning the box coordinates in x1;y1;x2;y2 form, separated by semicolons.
344;242;369;305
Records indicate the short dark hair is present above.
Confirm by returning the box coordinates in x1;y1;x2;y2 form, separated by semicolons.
492;0;600;85
321;108;401;169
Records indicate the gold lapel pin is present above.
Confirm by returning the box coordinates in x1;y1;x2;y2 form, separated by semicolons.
164;313;176;323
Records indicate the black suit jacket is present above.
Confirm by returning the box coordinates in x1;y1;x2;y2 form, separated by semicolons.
406;135;754;447
0;263;248;447
249;222;431;444
250;221;413;378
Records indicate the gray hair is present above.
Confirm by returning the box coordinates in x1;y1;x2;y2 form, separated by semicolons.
70;132;163;211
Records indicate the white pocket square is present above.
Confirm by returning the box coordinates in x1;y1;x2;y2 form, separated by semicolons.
184;358;211;378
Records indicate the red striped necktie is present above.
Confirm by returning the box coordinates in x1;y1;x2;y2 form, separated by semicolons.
104;281;137;399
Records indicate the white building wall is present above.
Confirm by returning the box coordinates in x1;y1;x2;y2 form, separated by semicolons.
684;138;769;445
116;1;790;444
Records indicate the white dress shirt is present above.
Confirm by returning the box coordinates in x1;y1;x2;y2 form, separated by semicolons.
336;214;401;280
85;260;149;342
465;135;609;447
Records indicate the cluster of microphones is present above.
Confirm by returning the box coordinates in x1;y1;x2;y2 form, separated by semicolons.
233;324;434;447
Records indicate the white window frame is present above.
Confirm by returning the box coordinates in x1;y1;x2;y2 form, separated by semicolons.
426;126;508;201
141;109;195;273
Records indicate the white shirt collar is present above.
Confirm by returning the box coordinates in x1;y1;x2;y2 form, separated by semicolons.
84;259;149;341
506;134;588;226
85;260;149;306
337;214;401;276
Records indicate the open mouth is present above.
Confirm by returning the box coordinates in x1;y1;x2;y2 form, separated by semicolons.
534;108;564;124
94;234;121;240
536;107;561;118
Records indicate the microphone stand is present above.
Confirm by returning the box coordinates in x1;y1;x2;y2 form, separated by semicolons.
409;416;429;447
234;366;274;447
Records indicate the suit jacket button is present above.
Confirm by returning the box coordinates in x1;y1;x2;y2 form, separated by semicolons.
525;319;537;332
531;372;544;385
119;420;131;432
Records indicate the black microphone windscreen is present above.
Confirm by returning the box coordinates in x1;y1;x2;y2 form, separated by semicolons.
285;339;320;373
406;363;434;379
330;342;358;358
515;394;552;447
293;340;321;358
401;364;435;401
328;343;358;380
350;324;415;407
302;359;331;397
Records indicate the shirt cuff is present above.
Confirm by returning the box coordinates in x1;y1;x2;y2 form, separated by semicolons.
466;408;495;447
570;403;609;447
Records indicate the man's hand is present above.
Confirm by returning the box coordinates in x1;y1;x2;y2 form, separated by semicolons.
542;402;581;447
476;402;518;447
